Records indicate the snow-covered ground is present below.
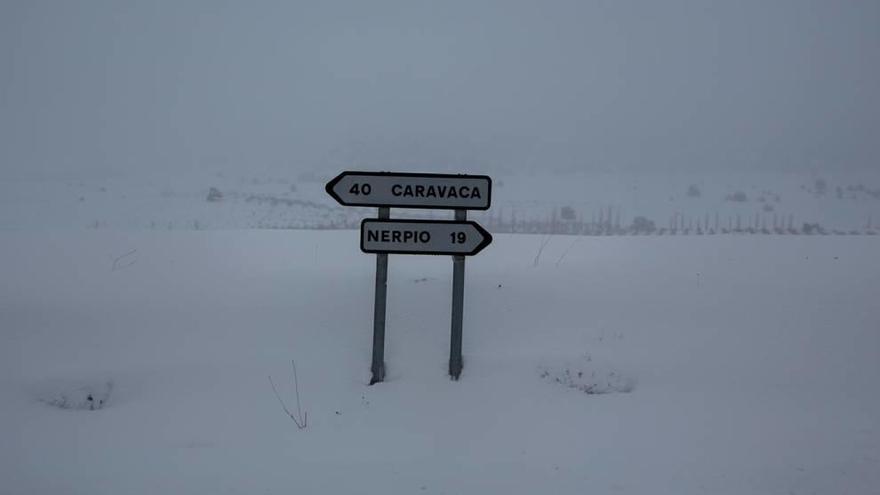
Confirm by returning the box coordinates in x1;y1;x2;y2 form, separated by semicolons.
2;230;878;494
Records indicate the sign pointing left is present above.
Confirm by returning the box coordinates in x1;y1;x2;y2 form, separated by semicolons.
326;171;492;210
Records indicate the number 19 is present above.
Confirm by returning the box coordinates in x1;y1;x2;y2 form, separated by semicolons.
450;232;466;244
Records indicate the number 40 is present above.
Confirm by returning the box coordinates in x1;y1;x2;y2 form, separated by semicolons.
349;183;371;195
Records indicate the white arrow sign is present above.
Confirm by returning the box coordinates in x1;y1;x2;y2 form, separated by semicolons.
326;171;492;210
361;219;493;256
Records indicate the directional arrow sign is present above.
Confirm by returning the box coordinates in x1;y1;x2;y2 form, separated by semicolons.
326;171;491;210
361;219;493;256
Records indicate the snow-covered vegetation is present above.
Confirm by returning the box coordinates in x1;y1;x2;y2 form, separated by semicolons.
2;170;878;235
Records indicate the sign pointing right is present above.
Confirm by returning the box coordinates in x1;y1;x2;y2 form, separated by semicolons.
361;219;493;256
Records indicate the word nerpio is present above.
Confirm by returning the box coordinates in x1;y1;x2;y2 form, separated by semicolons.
366;229;432;244
391;184;482;199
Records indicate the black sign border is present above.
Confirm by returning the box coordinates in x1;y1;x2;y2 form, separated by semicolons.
360;218;493;256
326;171;492;210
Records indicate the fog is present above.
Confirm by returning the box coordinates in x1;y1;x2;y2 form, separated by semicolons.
2;0;878;179
3;5;880;492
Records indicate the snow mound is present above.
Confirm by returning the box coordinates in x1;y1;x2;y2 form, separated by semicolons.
34;379;114;411
538;355;635;395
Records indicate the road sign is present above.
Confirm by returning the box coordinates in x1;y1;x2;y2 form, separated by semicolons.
325;169;494;383
361;219;493;256
326;171;492;210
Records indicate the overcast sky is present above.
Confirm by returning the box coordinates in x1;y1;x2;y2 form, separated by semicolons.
2;0;878;179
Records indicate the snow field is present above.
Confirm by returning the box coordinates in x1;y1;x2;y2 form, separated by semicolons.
1;231;878;494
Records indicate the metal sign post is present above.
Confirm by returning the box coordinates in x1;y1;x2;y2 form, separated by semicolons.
370;207;389;385
326;171;492;384
449;209;467;380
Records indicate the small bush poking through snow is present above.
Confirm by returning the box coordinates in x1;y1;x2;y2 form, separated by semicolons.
40;381;113;411
725;191;748;202
538;356;635;395
630;216;656;234
206;187;223;202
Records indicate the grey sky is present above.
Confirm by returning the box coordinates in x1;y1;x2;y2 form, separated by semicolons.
2;0;878;179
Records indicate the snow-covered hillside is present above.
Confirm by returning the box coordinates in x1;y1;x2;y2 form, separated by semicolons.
2;230;878;494
2;170;879;233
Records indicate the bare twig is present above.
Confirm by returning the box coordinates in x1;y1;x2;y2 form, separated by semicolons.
555;238;579;267
269;376;296;422
268;360;307;429
533;234;552;267
290;360;306;427
111;249;137;271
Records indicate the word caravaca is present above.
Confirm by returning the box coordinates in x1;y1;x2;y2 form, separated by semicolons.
391;183;482;200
